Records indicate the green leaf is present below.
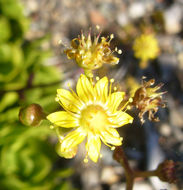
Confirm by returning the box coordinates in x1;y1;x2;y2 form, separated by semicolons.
0;17;11;42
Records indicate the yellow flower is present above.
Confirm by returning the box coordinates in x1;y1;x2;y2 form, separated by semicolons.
64;30;121;74
133;34;160;68
47;74;133;163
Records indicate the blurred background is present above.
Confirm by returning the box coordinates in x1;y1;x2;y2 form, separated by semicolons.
0;0;183;190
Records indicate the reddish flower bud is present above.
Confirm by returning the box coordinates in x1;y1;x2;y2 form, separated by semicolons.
19;103;46;126
156;160;182;184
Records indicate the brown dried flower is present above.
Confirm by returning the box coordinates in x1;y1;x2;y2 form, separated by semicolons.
156;160;182;184
132;78;166;123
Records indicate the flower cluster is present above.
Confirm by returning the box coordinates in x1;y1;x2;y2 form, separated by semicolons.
47;74;133;162
133;34;160;68
132;78;165;123
44;29;166;164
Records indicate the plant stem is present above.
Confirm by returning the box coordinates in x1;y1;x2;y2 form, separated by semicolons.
113;147;159;190
134;170;157;178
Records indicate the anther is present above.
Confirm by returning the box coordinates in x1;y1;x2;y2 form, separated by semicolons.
84;158;88;163
118;49;122;54
55;97;59;102
114;86;117;91
58;39;62;44
110;78;114;83
127;105;131;110
67;82;71;87
50;125;55;129
111;146;115;150
96;25;100;30
129;98;133;103
96;76;100;81
110;34;114;39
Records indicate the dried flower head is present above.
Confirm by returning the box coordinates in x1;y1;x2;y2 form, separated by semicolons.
64;27;121;74
156;160;182;184
47;74;133;163
133;34;160;68
132;78;166;124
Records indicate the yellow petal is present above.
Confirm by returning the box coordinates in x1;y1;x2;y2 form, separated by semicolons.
86;133;101;163
61;128;86;152
56;142;78;159
57;89;83;113
94;77;108;102
109;111;133;127
107;92;125;113
100;127;122;146
76;74;94;102
47;111;77;128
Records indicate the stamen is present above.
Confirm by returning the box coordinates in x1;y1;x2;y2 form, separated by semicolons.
96;25;100;30
109;79;114;97
84;158;88;163
110;34;114;39
84;154;89;163
50;125;55;129
110;79;115;83
96;76;100;81
111;146;115;150
119;98;132;112
118;49;122;54
58;39;62;45
67;82;71;87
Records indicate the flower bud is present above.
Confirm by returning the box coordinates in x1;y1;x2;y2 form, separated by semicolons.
19;103;45;126
55;142;77;159
156;160;182;184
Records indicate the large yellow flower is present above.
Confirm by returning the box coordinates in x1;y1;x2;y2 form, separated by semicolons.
47;74;133;163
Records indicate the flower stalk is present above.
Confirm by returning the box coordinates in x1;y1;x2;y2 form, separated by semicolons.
114;146;181;190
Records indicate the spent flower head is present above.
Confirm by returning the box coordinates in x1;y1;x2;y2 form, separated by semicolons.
133;33;160;68
132;78;166;124
156;160;182;184
64;27;121;75
47;74;133;163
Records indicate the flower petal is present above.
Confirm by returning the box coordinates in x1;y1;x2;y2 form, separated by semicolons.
100;127;122;146
47;111;78;128
109;111;133;127
76;74;94;102
57;89;83;113
61;128;86;152
94;77;108;102
86;133;101;162
107;92;125;113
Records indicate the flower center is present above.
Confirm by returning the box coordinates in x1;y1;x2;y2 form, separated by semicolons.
80;105;108;132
